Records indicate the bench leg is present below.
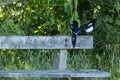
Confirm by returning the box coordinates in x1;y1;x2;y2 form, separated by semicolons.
53;50;67;69
80;78;92;80
52;50;68;80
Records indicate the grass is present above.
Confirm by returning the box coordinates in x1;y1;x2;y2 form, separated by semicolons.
0;48;120;80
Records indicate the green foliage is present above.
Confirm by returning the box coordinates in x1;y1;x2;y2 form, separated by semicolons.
0;0;120;80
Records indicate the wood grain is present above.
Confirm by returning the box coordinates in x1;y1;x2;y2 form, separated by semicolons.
0;36;93;49
0;69;111;78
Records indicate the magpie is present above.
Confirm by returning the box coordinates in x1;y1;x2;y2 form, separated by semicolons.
81;19;97;33
71;21;80;48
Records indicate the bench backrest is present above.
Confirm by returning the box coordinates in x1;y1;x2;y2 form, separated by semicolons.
0;36;93;49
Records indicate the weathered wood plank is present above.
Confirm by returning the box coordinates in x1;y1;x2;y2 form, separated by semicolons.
0;36;93;49
0;0;18;5
0;70;111;78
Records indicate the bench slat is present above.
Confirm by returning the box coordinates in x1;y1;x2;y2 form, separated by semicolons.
0;70;111;78
0;36;93;49
0;0;18;5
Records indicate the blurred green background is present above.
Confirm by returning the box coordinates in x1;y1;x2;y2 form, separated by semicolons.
0;0;120;80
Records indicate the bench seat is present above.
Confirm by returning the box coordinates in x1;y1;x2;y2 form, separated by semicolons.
0;69;111;78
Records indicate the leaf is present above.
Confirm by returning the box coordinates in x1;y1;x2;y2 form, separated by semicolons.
115;4;120;11
115;20;120;25
57;24;62;31
50;13;55;25
105;15;113;23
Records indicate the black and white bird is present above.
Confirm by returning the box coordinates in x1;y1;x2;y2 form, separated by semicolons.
71;21;80;48
81;19;97;33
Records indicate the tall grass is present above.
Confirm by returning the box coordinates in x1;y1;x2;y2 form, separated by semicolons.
0;47;120;80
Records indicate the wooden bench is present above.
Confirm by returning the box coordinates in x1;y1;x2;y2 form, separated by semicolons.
0;36;111;80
